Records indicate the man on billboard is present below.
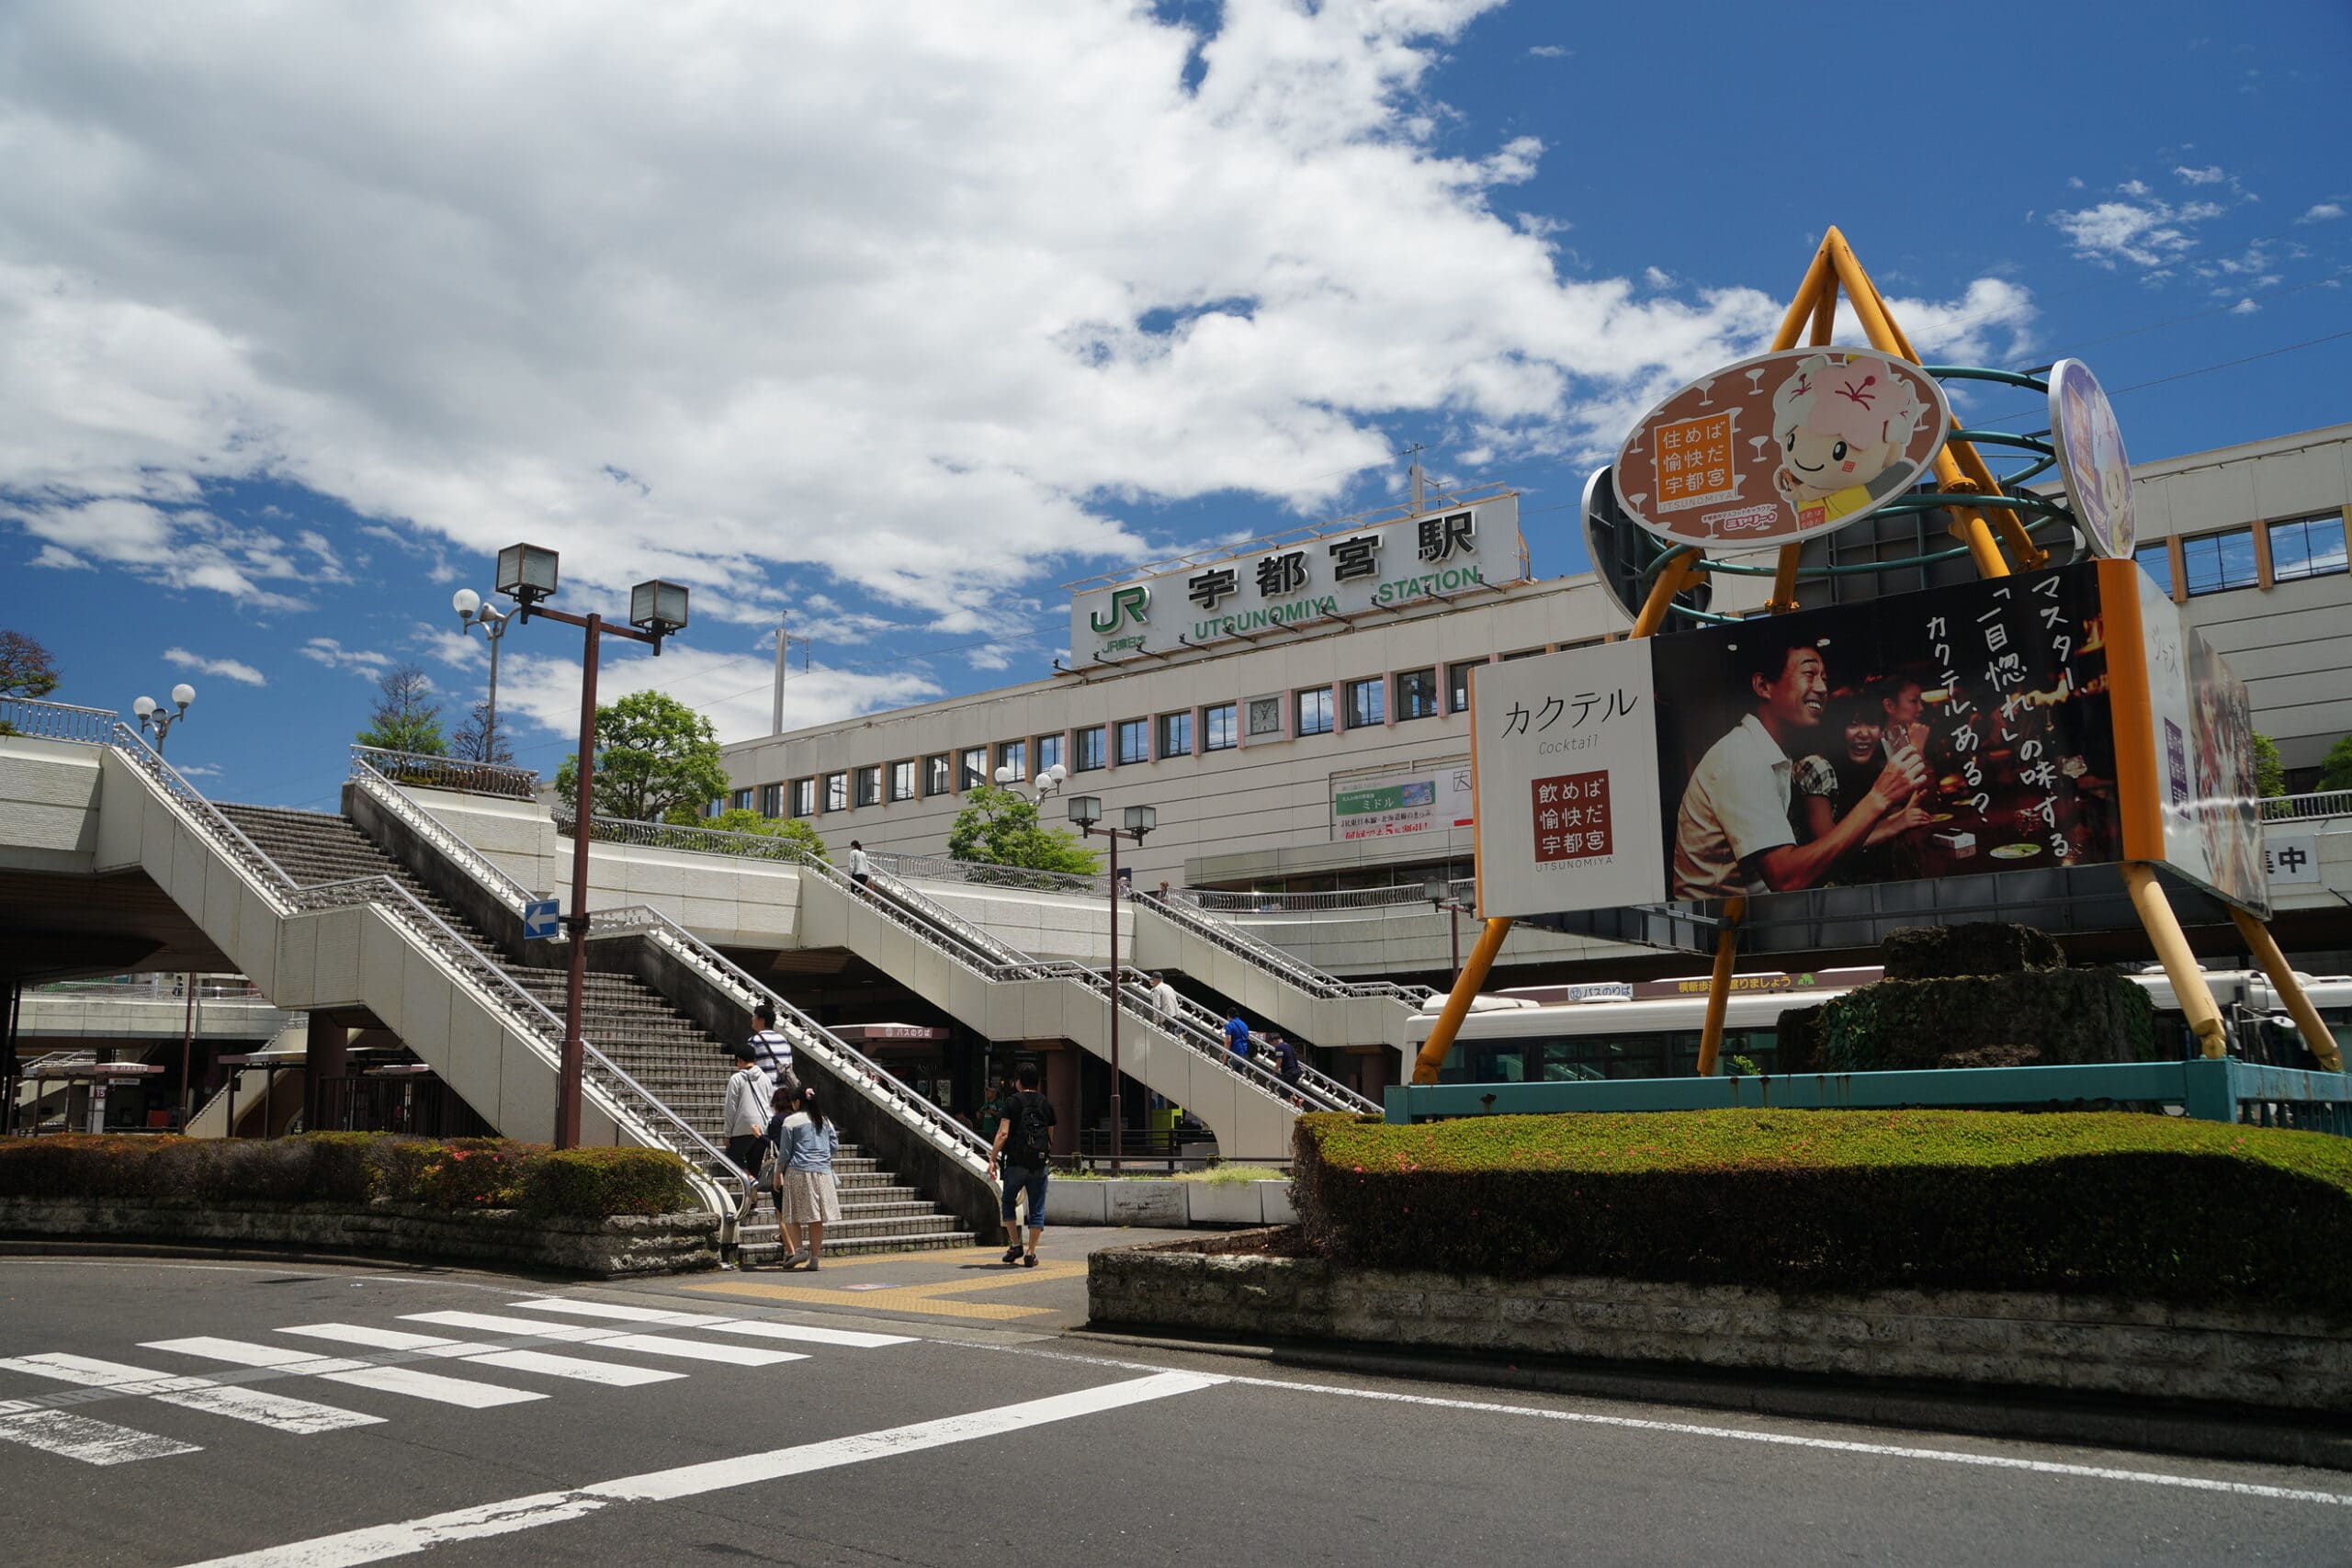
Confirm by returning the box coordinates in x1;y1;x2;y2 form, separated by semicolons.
1670;630;1928;900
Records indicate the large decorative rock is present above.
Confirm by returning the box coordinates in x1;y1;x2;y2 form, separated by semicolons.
1881;921;2065;980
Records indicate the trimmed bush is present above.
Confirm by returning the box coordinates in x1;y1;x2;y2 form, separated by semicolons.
0;1133;695;1219
1294;1109;2352;1309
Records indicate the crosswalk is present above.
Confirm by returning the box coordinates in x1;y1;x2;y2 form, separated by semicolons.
0;1297;912;1466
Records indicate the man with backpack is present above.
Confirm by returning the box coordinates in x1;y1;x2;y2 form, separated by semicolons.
722;1044;774;1230
986;1060;1056;1268
748;1001;794;1089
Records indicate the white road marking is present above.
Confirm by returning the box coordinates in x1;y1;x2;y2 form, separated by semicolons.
0;1409;200;1465
0;1353;380;1436
399;1311;806;1367
505;1297;914;1348
145;1338;544;1410
180;1371;1221;1566
277;1325;684;1388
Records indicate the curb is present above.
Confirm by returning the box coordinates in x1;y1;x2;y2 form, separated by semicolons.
1070;1324;2352;1473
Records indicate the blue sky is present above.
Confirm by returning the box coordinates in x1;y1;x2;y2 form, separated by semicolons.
3;0;2346;810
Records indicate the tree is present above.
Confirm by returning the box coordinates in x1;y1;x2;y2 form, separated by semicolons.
555;689;727;825
2250;732;2287;799
0;630;59;699
945;784;1101;874
356;662;447;755
705;807;829;863
449;701;516;767
2320;734;2352;793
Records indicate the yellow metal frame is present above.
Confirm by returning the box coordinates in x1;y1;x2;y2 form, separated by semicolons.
1411;225;2287;1089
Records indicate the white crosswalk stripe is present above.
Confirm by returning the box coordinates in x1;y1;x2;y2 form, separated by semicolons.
507;1297;915;1348
278;1325;684;1388
0;1408;201;1464
143;1337;546;1409
0;1353;381;1435
400;1312;808;1368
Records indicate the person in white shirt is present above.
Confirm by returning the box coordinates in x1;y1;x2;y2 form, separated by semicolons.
1672;631;1927;900
721;1045;775;1229
1149;973;1181;1026
747;1001;794;1089
847;840;871;888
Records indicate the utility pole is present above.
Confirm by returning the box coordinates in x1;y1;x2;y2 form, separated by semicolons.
1402;442;1428;513
769;616;812;736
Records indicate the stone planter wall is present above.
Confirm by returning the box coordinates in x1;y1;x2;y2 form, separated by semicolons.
1090;1232;2352;1414
0;1195;719;1277
1046;1179;1295;1228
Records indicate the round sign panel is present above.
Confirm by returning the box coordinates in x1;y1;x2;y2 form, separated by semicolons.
2046;358;2136;559
1583;465;1709;626
1611;347;1950;548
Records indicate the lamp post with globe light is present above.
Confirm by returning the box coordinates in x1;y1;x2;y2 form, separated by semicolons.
1067;796;1153;1171
993;761;1067;804
131;684;197;755
451;588;513;759
488;544;691;1148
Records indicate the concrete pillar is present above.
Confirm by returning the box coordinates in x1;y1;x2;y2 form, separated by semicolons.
1045;1046;1080;1157
305;1013;350;1132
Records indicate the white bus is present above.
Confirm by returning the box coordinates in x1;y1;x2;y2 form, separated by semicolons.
1409;968;2352;1085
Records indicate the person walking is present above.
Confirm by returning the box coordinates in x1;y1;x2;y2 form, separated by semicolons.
1149;973;1181;1028
721;1045;773;1232
769;1082;842;1269
747;1001;795;1090
847;840;871;889
1272;1033;1302;1089
987;1060;1056;1268
1223;1011;1251;1061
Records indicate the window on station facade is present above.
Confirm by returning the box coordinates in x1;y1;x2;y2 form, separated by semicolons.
1446;660;1480;714
823;772;849;812
958;747;988;791
2181;526;2257;596
923;754;952;796
1343;677;1385;729
997;739;1027;782
1036;733;1064;774
790;779;816;818
1158;710;1193;759
1204;702;1238;751
2270;513;2348;583
1295;687;1334;737
854;765;882;807
888;761;915;802
1073;726;1107;772
1115;717;1149;765
2132;540;2174;596
731;788;755;812
1395;668;1438;721
758;784;782;818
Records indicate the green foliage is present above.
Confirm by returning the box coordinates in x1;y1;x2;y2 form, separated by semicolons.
705;808;829;863
944;784;1100;874
1809;969;2158;1072
2251;732;2287;798
356;661;447;756
2320;734;2352;793
0;1133;694;1219
0;628;60;699
1293;1110;2352;1308
1724;1055;1760;1078
556;689;727;825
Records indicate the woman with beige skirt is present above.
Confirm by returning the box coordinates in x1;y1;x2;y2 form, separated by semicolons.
767;1081;842;1269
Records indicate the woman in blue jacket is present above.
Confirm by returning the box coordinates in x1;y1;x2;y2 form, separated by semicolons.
766;1082;842;1269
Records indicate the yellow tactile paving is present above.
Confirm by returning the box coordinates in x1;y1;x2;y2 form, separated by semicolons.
685;1259;1090;1322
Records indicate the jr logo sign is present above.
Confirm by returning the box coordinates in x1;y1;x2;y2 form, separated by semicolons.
1089;584;1150;635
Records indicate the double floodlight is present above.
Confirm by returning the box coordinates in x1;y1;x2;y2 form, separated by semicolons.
131;684;196;719
628;579;691;638
999;761;1069;794
492;543;689;649
495;543;560;607
1068;795;1156;838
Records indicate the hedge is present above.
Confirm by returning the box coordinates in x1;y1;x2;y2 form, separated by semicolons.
1293;1109;2352;1310
0;1134;696;1220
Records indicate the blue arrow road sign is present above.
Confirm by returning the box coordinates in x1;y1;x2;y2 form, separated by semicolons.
523;898;561;942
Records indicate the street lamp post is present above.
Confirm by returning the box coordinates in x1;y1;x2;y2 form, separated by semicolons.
993;761;1067;804
451;589;513;758
492;544;691;1148
1421;873;1474;986
1068;795;1154;1173
130;684;197;754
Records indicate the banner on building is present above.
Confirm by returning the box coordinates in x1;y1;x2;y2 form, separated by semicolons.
1069;494;1526;664
1331;762;1474;841
1472;559;2267;920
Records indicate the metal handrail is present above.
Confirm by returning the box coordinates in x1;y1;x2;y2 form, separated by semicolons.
865;848;1107;897
1178;879;1475;915
0;696;122;744
588;904;995;1173
557;806;831;866
1143;887;1438;1007
350;746;542;801
1141;981;1376;1112
350;750;538;912
2264;790;2352;823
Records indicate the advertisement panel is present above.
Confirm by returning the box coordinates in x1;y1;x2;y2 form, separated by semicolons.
1069;494;1525;664
1611;348;1950;549
1332;763;1474;841
1472;560;2270;920
2048;359;2137;558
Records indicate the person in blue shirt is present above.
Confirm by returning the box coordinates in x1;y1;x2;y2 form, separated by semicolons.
765;1082;842;1269
1224;1013;1251;1059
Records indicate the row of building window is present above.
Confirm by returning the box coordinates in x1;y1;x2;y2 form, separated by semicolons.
2133;511;2347;600
731;647;1593;819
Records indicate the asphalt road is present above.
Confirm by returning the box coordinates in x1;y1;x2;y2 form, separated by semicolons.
3;1255;2346;1566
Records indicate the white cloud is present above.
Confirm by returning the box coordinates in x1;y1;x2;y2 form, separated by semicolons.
0;2;2029;634
1825;277;2037;366
490;645;941;747
2228;297;2260;315
164;646;267;686
2048;197;2226;268
30;543;89;570
2119;179;2152;197
1526;43;1568;57
2300;202;2346;224
2174;164;2225;185
174;762;223;778
300;637;390;677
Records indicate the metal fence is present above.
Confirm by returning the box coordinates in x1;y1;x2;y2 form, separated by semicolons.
2264;789;2352;823
1179;879;1476;915
0;696;121;744
351;746;541;801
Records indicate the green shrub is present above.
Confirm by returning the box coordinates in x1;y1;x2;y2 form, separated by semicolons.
517;1147;695;1218
1293;1109;2352;1310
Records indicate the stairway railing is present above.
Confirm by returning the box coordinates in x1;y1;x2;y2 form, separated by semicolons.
1145;887;1439;1007
348;746;542;802
351;749;540;914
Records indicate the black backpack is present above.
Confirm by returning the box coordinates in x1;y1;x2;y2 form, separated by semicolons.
1006;1092;1052;1166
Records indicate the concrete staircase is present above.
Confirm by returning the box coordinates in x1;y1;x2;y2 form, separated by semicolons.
213;803;975;1259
